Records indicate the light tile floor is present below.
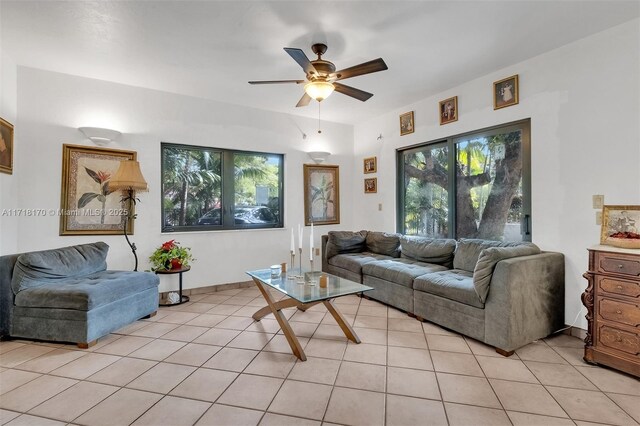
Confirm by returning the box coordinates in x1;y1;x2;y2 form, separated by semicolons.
1;286;639;426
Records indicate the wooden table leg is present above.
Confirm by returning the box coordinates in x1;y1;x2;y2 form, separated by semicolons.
252;298;300;321
251;278;307;361
323;299;361;343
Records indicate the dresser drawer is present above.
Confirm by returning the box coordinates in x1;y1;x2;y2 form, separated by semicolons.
597;252;640;278
597;324;640;358
598;276;640;299
598;298;640;328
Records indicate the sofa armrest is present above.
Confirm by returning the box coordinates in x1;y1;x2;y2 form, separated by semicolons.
321;235;329;272
484;252;565;352
0;253;22;337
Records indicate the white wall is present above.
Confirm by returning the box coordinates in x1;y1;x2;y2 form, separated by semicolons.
0;50;18;256
15;68;354;291
353;19;640;329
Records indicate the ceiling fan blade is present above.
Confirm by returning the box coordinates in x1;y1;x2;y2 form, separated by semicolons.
284;48;317;76
333;82;374;102
248;80;305;85
334;58;388;81
295;93;312;108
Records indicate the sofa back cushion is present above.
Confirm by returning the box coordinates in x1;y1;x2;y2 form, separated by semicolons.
453;239;526;272
325;231;368;259
366;232;401;257
400;236;457;266
473;243;541;302
11;242;109;294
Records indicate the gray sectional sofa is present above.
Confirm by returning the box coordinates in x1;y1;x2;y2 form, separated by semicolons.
0;242;159;348
322;231;565;355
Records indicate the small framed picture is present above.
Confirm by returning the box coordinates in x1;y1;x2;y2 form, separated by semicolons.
399;111;414;136
303;164;340;226
0;117;14;175
364;178;377;194
439;96;458;125
363;157;377;174
600;205;640;249
494;74;519;110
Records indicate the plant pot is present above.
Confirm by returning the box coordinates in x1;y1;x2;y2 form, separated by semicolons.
169;258;183;270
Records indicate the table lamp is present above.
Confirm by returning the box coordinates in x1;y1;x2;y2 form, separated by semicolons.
109;160;148;271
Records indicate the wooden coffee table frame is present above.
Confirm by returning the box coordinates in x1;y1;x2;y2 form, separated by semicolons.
251;276;361;361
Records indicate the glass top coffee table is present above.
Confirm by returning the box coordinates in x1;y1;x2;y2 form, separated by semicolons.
246;269;373;361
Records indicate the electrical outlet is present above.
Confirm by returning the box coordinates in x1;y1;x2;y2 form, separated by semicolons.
596;211;602;225
592;194;604;209
378;203;383;211
315;248;320;256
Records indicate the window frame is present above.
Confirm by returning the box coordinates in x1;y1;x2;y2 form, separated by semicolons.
161;142;285;233
396;119;531;241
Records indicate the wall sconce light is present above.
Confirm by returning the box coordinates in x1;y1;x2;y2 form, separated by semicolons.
78;127;121;146
308;151;331;163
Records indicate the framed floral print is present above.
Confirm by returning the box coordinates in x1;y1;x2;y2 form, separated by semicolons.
60;144;137;235
439;96;458;125
364;178;377;194
0;117;14;175
364;157;377;174
399;111;414;136
303;164;340;226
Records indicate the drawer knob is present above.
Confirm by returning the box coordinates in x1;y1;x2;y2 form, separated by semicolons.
618;264;624;269
616;310;622;314
615;336;622;342
617;285;623;290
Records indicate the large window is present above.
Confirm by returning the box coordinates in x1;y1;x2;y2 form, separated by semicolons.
398;120;531;241
161;143;283;232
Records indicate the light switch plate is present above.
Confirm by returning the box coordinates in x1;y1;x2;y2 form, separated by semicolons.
592;194;604;209
596;211;602;225
315;248;320;256
378;203;383;211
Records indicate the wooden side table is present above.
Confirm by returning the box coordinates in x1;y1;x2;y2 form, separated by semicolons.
156;266;191;306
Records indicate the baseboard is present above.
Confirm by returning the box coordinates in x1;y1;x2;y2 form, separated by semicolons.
559;325;587;340
159;280;254;300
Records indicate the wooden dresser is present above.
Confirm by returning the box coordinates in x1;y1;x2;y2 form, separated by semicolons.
582;245;640;377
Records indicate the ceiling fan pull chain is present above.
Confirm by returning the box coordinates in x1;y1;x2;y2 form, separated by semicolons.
318;102;322;134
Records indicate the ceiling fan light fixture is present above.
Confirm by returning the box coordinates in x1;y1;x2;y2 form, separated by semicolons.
304;81;335;102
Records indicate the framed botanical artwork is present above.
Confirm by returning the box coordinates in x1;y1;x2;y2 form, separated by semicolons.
364;178;377;194
60;144;137;235
600;205;640;249
399;111;414;136
303;164;340;226
439;96;458;125
0;117;14;175
494;74;519;110
363;157;377;174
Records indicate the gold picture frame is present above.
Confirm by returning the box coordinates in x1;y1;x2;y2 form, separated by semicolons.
600;205;640;249
439;96;458;125
0;117;14;175
60;144;137;235
303;164;340;226
399;111;414;136
364;178;377;194
494;74;519;110
363;157;377;174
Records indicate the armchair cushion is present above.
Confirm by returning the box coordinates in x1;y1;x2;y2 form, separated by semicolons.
400;236;456;266
11;242;109;294
414;270;484;309
325;230;368;259
473;244;540;303
453;239;525;272
366;232;401;257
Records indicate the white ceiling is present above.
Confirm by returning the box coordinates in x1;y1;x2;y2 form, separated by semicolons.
2;1;638;124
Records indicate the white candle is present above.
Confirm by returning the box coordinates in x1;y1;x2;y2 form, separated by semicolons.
298;224;303;250
290;228;295;252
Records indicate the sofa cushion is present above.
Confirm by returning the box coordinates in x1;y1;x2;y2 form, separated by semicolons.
328;252;394;274
400;236;456;266
453;239;526;272
325;231;368;259
14;270;159;311
11;242;109;294
414;270;484;309
366;232;401;257
362;259;448;288
473;244;541;303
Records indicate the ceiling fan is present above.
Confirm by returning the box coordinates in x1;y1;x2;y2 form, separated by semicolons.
249;43;388;107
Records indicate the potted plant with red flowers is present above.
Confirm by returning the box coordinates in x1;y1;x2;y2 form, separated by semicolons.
149;240;194;271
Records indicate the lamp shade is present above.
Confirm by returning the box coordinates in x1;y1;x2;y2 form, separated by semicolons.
304;81;335;102
109;160;148;191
